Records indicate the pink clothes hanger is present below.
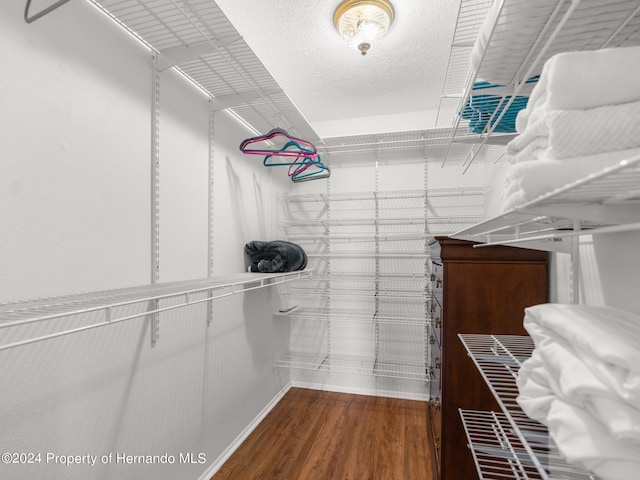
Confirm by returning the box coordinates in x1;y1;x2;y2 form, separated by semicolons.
239;128;318;157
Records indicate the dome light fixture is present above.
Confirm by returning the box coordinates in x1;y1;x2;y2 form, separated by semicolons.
333;0;395;56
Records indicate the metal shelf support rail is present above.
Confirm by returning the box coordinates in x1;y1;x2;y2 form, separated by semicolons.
458;333;600;480
150;54;161;346
0;271;312;352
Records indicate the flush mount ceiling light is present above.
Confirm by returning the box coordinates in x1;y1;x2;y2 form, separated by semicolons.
333;0;395;56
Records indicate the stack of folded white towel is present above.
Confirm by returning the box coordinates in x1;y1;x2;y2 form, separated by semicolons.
517;303;640;480
501;45;640;211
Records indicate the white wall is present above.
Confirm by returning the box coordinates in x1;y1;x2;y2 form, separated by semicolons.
0;2;293;480
0;0;151;301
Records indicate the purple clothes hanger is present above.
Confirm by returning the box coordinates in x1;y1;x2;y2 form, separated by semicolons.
239;128;318;157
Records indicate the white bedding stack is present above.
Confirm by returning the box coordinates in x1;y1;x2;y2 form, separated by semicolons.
517;304;640;480
501;45;640;211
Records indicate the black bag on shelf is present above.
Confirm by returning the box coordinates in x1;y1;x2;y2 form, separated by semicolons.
244;240;308;273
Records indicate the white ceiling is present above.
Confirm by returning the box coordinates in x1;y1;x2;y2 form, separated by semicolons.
213;0;461;136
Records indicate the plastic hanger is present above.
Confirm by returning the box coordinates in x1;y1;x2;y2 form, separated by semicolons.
24;0;71;23
264;141;320;167
239;128;318;157
291;158;331;182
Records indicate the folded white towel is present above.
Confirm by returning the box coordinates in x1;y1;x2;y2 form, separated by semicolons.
518;320;640;444
526;45;640;115
589;395;640;445
547;400;640;480
524;304;640;404
501;148;640;211
507;100;640;160
516;304;640;479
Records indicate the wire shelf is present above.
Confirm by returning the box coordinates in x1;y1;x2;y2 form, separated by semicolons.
275;305;431;322
460;409;589;480
286;233;431;242
274;309;433;327
283;216;485;228
282;189;425;202
289;283;428;296
453;155;640;250
306;252;429;259
318;127;506;164
440;0;640;170
275;353;429;382
287;289;429;302
0;271;312;351
91;0;319;142
458;334;600;480
309;272;429;281
282;187;490;202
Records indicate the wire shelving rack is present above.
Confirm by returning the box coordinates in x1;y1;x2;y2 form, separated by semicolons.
458;334;600;480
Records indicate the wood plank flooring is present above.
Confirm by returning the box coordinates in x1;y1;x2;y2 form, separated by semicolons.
212;387;432;480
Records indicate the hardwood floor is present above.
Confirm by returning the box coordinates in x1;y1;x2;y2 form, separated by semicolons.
212;387;432;480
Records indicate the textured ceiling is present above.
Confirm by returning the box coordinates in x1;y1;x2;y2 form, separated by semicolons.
213;0;460;135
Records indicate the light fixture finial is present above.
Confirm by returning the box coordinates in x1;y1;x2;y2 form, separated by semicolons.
333;0;395;56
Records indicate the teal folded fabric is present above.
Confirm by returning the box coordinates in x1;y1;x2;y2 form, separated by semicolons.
460;77;538;134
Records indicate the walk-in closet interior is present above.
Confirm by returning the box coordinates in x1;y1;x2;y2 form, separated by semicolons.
2;0;640;479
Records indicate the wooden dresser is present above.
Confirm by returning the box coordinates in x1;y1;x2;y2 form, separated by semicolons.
427;237;548;480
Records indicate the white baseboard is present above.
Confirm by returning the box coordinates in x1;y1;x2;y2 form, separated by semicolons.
196;383;292;480
291;380;429;402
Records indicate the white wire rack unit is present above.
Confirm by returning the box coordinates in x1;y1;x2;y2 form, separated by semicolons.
439;0;640;171
453;155;640;251
274;353;429;382
319;127;506;165
0;271;311;351
458;334;599;480
278;187;436;385
90;0;319;142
